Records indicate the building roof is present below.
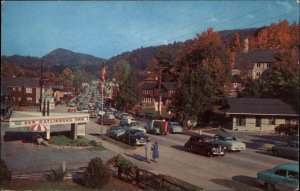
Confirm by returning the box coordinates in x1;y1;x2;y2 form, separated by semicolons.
161;82;176;90
1;77;40;87
140;82;157;90
234;49;277;69
226;98;297;116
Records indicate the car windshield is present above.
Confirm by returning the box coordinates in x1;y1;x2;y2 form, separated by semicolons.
225;136;237;141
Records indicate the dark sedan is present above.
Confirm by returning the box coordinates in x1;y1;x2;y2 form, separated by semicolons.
184;135;226;157
118;129;151;146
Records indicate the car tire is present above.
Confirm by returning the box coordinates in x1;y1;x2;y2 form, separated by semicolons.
266;183;275;191
206;151;212;157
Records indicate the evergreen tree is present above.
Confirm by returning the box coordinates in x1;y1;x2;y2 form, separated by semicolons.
115;71;141;111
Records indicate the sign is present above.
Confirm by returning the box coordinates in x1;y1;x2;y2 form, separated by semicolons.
77;123;86;136
9;113;89;128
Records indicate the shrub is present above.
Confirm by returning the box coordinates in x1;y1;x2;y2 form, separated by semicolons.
0;159;12;185
275;124;298;136
47;165;66;182
83;157;110;189
107;154;135;177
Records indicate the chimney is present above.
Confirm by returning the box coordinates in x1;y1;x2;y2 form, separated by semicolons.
244;38;249;53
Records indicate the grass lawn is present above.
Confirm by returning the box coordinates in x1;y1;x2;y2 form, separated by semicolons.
1;177;139;191
49;135;91;147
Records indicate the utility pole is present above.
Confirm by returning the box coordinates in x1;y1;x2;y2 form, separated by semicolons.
39;61;43;112
157;68;162;117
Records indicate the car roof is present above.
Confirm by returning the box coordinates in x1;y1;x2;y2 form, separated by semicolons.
275;163;299;172
216;131;234;138
191;135;212;139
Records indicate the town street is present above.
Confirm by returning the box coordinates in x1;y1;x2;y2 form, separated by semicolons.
2;104;296;190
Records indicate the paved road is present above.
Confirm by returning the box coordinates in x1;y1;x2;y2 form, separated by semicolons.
2;105;297;190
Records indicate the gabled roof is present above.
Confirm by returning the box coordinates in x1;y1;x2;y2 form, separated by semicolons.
161;82;176;90
226;98;297;116
140;82;157;90
234;49;277;69
1;77;40;87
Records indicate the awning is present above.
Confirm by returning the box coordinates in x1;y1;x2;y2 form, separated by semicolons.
28;124;50;132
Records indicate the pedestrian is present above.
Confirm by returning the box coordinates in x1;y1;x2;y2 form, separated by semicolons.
144;139;151;163
152;141;159;163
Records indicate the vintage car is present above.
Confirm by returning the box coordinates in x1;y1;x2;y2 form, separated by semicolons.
213;132;246;152
257;163;299;191
184;135;226;157
271;141;299;159
126;122;147;133
106;125;126;139
169;122;183;133
145;120;169;135
118;129;151;146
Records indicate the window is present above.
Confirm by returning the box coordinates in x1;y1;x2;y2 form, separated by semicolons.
18;97;21;101
288;171;298;180
267;63;271;68
275;170;287;177
268;117;276;125
27;97;32;101
13;87;16;91
257;63;261;67
26;88;32;94
18;87;21;92
236;116;246;126
256;72;261;77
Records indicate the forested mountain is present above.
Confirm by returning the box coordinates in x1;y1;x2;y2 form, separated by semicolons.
41;48;106;67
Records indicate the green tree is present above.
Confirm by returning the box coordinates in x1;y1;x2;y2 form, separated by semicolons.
59;68;74;91
115;71;141;111
172;65;214;125
111;59;131;86
238;78;262;98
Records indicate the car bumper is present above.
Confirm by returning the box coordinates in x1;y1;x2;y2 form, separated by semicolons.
230;146;246;151
212;151;226;155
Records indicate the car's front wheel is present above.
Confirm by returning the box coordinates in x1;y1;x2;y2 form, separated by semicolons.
265;183;275;191
206;151;212;157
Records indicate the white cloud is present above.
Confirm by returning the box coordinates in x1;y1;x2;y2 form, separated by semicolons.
247;14;255;19
209;17;219;22
276;1;293;10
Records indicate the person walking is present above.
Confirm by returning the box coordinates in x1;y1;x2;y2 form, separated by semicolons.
144;140;151;163
152;141;159;163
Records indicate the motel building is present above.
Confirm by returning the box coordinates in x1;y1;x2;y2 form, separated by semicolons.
9;110;90;140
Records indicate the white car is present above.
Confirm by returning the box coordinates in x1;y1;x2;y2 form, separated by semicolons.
213;132;246;152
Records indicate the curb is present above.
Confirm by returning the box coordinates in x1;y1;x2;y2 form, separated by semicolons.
42;141;94;150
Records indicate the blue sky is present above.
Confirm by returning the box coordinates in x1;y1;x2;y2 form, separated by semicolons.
2;1;299;59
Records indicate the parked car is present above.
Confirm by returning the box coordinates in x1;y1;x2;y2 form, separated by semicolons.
271;141;299;159
169;122;183;133
89;111;97;118
106;125;126;139
120;116;137;126
97;117;116;126
184;135;226;157
257;163;299;191
118;129;150;146
213;132;246;152
126;122;147;133
145;120;169;135
103;112;115;120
